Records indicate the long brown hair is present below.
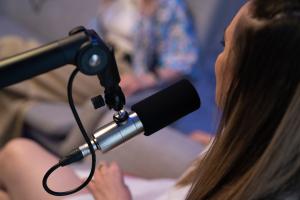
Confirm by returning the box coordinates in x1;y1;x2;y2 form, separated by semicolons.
183;0;300;199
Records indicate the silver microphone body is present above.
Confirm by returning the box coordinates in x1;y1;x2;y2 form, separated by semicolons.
63;79;200;164
79;112;144;157
42;79;200;197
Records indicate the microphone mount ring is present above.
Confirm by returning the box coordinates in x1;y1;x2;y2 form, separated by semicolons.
69;26;125;112
113;110;129;124
70;26;108;76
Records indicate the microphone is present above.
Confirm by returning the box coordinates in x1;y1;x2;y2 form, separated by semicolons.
60;79;200;166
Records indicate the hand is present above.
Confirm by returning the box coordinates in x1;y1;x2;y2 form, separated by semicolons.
138;0;158;16
120;73;157;97
189;130;213;146
88;162;132;200
120;73;141;97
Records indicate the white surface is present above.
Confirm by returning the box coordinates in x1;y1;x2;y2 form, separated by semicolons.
67;169;178;200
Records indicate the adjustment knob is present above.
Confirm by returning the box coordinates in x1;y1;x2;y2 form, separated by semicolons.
91;95;105;109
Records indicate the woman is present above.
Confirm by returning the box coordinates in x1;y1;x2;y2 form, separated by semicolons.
1;0;300;199
89;0;300;199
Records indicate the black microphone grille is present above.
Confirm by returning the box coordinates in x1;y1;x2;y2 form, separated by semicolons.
131;79;201;136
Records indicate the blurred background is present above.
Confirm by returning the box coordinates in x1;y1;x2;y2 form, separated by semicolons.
0;0;244;154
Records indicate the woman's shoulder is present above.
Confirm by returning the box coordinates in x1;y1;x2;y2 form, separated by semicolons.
265;186;300;200
275;193;300;200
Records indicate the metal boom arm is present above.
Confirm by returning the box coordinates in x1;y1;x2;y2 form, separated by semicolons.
0;26;125;111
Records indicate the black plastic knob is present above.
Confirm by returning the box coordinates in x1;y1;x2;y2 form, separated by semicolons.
91;95;105;110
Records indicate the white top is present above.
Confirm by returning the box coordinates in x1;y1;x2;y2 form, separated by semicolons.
66;169;190;200
66;141;213;200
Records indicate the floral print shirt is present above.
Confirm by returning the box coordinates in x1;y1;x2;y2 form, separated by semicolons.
133;0;199;76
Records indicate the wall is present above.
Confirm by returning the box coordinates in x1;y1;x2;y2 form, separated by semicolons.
187;0;245;52
0;1;3;15
0;0;245;48
186;0;220;48
0;0;100;40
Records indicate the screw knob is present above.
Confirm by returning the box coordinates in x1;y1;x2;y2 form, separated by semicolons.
91;95;105;109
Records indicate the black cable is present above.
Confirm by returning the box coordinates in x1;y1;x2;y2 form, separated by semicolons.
43;68;97;196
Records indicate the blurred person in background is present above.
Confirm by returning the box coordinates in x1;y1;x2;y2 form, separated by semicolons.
92;0;199;97
93;0;211;143
0;0;300;199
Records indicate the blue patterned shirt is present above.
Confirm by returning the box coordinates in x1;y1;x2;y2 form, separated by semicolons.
133;0;200;76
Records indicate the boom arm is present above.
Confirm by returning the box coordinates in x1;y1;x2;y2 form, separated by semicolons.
0;26;125;111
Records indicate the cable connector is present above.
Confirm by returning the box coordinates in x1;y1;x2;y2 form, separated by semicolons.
59;149;84;167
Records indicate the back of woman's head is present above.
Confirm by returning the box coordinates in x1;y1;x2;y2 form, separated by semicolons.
185;0;300;199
